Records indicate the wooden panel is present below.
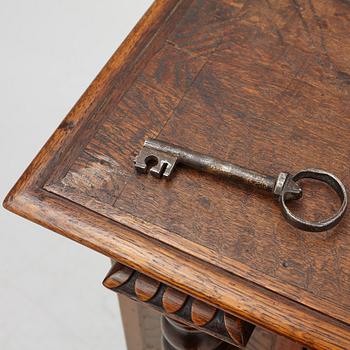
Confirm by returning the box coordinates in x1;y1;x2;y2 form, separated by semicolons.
167;0;246;57
4;0;350;349
45;0;350;325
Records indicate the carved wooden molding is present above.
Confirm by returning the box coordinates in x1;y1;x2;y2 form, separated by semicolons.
103;262;255;348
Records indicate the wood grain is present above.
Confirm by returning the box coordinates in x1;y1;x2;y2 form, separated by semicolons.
135;274;161;302
191;299;217;327
5;188;349;349
163;287;188;314
45;0;350;327
4;0;350;349
102;263;133;289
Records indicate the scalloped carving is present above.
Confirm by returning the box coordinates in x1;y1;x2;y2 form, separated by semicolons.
163;287;188;313
103;262;255;347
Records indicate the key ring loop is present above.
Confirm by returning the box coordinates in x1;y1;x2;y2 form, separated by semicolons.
280;169;347;232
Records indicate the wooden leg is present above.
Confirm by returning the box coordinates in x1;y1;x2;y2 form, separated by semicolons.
105;262;255;349
161;316;238;350
117;298;307;350
108;262;307;350
113;258;161;349
118;294;162;350
160;318;307;350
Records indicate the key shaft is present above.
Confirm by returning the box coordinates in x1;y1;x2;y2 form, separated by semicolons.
142;139;276;192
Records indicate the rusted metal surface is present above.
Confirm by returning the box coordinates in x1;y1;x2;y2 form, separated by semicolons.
135;139;347;232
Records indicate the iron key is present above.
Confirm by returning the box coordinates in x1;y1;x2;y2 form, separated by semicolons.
134;139;347;232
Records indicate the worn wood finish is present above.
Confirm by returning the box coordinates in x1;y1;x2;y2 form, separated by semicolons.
4;0;350;349
103;262;255;348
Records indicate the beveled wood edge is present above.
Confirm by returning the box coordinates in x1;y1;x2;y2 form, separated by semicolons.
46;180;349;326
103;261;255;347
4;188;349;350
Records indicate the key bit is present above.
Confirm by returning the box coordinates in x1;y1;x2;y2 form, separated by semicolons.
134;146;177;178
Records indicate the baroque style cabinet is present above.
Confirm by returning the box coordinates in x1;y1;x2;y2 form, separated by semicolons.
4;1;350;349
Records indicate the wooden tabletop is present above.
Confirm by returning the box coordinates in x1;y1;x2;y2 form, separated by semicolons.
4;0;350;349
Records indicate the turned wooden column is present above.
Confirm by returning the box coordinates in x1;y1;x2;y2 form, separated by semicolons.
105;262;306;350
103;262;255;348
161;316;237;350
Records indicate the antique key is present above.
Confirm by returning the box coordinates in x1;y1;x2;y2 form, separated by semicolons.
134;139;347;232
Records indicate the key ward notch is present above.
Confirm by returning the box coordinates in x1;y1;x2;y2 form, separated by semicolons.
134;146;178;179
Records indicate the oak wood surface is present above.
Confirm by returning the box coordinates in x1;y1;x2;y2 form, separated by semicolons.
4;0;350;349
